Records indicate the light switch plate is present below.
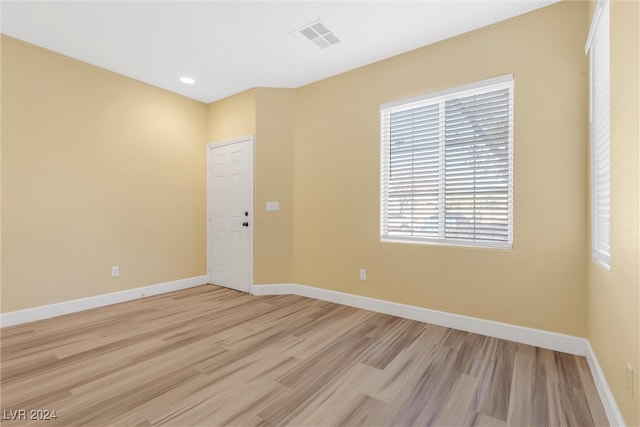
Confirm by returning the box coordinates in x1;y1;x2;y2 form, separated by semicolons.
266;201;280;211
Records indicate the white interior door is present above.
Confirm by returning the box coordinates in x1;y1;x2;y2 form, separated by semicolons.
207;136;253;293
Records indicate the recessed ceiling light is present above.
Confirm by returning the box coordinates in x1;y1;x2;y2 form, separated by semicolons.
180;76;195;84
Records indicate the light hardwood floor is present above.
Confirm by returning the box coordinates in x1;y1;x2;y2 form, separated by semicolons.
1;285;608;426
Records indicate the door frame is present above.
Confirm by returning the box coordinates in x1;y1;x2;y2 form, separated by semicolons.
206;135;255;294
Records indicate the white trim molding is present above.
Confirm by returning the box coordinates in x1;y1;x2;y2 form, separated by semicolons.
1;280;624;426
253;283;624;427
253;283;586;354
585;342;627;427
0;275;208;328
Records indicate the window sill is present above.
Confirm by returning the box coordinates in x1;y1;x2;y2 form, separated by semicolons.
381;236;513;250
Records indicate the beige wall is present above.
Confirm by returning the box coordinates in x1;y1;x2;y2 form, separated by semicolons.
3;2;638;420
207;89;256;142
1;36;208;312
0;3;593;334
587;1;640;424
254;88;295;284
206;88;296;285
292;1;589;337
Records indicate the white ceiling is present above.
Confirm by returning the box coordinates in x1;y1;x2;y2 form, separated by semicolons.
1;1;559;104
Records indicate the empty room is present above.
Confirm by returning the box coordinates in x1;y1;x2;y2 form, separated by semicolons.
1;0;638;426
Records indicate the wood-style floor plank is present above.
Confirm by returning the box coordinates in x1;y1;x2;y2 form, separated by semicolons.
0;285;608;426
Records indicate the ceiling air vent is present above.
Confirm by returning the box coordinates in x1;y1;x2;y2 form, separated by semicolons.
292;20;340;51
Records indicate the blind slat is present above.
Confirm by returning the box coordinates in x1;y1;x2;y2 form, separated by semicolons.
381;76;513;248
589;0;610;267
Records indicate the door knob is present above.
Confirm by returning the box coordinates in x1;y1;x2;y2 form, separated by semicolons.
242;222;249;227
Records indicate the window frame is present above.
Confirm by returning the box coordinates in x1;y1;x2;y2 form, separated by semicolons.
380;74;514;249
586;0;611;269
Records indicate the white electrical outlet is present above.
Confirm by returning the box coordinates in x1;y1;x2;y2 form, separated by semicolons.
626;363;634;396
111;266;120;277
359;269;367;281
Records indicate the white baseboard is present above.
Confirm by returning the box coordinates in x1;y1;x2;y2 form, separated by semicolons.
253;283;624;427
2;280;624;426
252;284;296;296
585;342;627;427
0;275;208;328
253;283;587;355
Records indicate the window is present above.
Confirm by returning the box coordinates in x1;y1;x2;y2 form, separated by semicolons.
380;75;514;249
587;0;610;268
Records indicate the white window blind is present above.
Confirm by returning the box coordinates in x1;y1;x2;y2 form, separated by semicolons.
587;0;610;268
381;75;513;248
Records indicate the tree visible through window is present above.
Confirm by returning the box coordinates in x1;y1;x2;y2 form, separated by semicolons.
380;75;514;249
